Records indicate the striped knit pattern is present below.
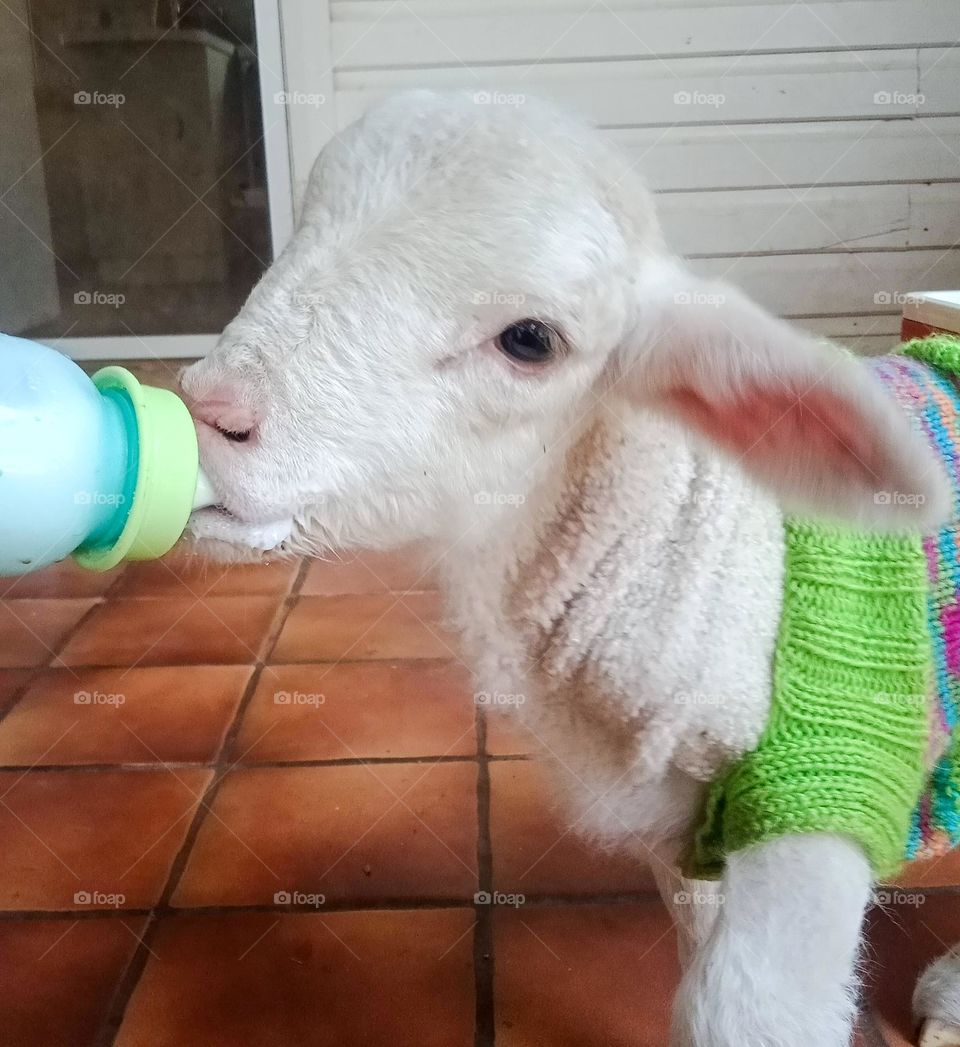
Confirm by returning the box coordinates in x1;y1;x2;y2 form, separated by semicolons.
887;337;960;860
689;335;960;880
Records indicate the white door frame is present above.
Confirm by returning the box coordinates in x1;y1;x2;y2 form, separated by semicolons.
46;0;296;362
274;0;336;213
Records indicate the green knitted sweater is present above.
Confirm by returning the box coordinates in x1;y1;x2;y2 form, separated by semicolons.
687;337;960;881
688;522;931;880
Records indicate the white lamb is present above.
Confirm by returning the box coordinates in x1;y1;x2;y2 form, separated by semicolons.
182;90;960;1047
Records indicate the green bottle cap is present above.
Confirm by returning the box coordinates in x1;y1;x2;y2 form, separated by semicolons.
74;366;203;571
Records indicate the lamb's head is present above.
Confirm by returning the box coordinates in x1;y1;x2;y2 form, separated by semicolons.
183;89;950;559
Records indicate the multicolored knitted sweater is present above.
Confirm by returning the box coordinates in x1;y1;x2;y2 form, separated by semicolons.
690;335;960;880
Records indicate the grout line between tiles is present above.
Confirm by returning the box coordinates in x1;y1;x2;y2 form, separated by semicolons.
99;564;132;601
473;706;496;1047
0;669;46;727
0;597;109;727
91;910;159;1047
0;577;127;724
0;753;531;773
13;886;960;923
41;655;462;672
93;558;311;1047
45;598;110;669
0;891;669;922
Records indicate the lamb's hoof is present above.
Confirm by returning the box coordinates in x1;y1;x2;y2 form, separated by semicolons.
921;1019;960;1047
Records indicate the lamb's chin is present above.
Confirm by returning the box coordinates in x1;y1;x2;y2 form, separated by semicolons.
185;507;296;563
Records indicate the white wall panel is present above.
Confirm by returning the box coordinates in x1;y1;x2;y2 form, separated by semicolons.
332;1;960;68
280;1;960;339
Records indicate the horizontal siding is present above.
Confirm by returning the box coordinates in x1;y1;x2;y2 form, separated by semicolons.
611;118;960;191
337;0;836;10
799;314;901;354
921;46;960;107
803;315;901;339
285;0;960;337
830;334;901;353
659;183;960;256
332;1;960;68
335;49;957;128
690;248;960;318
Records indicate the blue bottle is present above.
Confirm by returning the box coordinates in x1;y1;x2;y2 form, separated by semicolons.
0;333;215;576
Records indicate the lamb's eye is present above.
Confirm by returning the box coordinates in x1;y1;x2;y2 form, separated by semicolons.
496;319;559;365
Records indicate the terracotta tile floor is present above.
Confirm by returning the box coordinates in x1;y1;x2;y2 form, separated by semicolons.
0;551;956;1046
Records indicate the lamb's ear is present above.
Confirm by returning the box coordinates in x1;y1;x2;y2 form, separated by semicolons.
614;263;951;529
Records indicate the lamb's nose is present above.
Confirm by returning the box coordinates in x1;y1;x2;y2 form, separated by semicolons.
185;394;259;444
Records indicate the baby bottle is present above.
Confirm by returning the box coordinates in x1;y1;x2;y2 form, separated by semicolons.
0;333;216;576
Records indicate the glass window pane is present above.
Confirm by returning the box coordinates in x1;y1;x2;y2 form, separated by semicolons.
1;0;273;341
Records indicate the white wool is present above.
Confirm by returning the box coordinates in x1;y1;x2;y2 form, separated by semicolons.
440;403;783;849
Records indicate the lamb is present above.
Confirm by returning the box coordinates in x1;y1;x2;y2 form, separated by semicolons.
181;89;960;1047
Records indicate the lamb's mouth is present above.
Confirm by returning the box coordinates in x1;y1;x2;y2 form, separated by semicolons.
187;505;295;556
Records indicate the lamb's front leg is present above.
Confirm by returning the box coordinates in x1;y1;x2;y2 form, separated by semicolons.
670;834;871;1047
650;856;722;971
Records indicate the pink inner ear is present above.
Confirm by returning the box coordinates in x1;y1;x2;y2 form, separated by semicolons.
665;384;888;488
